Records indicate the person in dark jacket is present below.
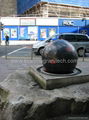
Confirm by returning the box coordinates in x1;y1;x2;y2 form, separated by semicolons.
5;35;9;45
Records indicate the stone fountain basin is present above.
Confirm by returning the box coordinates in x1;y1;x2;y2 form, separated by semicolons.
29;61;89;89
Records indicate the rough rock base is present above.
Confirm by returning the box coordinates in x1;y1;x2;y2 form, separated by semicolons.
0;70;89;120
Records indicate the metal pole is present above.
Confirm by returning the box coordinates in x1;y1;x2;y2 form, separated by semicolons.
82;47;85;62
0;21;1;45
82;19;86;62
5;44;7;59
0;29;1;45
31;48;33;60
0;21;4;45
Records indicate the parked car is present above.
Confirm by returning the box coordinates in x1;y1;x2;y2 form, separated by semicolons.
33;33;89;56
33;35;59;55
59;33;89;56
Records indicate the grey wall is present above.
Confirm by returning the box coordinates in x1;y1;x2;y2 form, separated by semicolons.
0;0;17;16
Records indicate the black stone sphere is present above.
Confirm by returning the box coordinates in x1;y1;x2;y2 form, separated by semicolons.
41;40;78;74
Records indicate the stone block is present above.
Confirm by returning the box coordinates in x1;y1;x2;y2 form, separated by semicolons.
29;63;89;89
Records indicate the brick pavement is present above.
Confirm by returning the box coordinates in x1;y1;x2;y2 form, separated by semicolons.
0;56;89;83
0;57;42;82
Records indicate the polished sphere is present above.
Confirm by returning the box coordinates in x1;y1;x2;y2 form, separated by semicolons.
41;40;78;74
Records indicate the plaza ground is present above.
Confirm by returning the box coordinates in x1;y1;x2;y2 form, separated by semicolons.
0;44;89;83
1;40;37;45
0;46;89;120
0;55;89;82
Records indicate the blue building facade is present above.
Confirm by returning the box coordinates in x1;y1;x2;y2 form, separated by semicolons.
17;0;89;14
2;18;89;41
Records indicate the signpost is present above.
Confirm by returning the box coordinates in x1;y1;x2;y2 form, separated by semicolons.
0;22;8;59
0;22;4;45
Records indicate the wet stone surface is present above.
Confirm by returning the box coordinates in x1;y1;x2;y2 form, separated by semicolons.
0;70;89;120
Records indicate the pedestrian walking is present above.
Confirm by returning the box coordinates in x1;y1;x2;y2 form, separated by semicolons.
5;35;9;45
